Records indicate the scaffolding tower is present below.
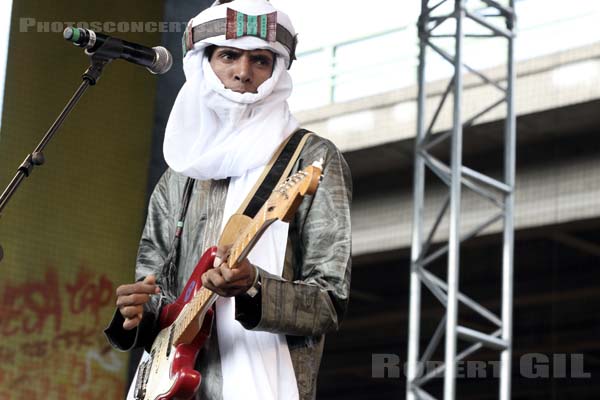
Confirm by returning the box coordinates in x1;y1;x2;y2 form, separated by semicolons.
406;0;516;399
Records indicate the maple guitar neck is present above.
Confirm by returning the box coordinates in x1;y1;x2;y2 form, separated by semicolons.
169;209;278;346
132;162;323;400
169;160;323;347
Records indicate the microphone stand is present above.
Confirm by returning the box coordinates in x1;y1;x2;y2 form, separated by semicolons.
0;38;125;263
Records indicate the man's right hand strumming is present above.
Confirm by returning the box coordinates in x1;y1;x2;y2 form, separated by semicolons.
115;275;161;330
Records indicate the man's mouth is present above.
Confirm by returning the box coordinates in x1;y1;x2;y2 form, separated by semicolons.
228;86;257;94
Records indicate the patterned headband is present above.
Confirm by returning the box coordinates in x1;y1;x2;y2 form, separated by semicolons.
182;8;297;68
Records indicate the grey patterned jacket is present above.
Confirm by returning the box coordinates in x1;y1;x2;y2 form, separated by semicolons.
105;135;352;399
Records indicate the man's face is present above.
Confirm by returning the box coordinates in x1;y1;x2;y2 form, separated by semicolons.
209;46;275;94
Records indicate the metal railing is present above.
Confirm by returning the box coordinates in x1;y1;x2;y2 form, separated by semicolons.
289;0;600;112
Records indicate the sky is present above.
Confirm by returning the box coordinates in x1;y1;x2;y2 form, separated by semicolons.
271;0;600;58
271;0;600;110
270;0;420;53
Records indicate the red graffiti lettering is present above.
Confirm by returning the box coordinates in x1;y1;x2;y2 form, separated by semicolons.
66;268;114;324
0;352;127;399
0;303;19;336
20;340;49;357
0;268;62;336
68;353;87;383
53;327;95;350
0;346;16;364
0;264;125;399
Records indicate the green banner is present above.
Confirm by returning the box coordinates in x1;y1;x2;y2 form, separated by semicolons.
0;1;162;398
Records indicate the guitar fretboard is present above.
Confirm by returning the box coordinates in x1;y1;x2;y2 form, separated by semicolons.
171;202;274;344
172;287;215;343
169;168;314;345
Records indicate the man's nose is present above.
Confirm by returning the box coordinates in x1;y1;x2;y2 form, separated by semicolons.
234;56;252;83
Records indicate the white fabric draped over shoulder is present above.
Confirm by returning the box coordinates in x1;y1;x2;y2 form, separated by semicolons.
160;1;300;399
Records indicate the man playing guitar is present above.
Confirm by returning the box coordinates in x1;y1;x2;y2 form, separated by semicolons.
105;1;352;399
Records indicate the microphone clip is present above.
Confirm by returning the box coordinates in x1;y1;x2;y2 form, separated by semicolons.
82;37;124;85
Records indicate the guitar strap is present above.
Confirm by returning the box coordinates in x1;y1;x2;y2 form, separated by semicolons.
236;128;313;217
165;128;313;286
137;130;313;400
161;177;197;296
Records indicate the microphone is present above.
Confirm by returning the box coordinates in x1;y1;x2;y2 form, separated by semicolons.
63;27;173;75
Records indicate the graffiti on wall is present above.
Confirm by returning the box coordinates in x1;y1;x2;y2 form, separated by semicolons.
0;264;127;399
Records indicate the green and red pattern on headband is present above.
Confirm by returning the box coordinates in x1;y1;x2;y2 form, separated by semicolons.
226;8;277;42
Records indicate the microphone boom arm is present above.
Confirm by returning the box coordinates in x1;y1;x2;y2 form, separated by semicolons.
0;38;132;263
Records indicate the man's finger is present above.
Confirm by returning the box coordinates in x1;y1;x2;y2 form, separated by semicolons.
213;256;223;268
202;270;230;296
120;305;143;319
206;269;227;288
116;277;160;297
123;315;141;330
215;245;233;267
220;266;249;284
215;245;232;267
116;293;151;308
116;283;158;297
202;278;227;296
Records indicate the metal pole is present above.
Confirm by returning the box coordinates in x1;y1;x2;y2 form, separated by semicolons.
406;1;429;398
500;2;516;398
408;1;516;398
444;1;464;398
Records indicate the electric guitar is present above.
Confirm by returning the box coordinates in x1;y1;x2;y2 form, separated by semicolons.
132;160;323;400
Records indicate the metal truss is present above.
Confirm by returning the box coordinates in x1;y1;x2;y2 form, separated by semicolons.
406;0;516;399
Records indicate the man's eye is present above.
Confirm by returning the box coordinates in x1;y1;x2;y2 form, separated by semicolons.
220;52;236;60
255;58;271;66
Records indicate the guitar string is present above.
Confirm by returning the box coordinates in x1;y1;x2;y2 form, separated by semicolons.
169;169;309;344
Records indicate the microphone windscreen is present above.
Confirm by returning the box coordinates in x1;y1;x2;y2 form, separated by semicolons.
150;46;173;75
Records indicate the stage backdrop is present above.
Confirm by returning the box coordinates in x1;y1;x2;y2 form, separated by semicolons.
0;0;162;398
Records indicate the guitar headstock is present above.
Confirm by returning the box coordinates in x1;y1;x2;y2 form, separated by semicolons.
264;159;324;222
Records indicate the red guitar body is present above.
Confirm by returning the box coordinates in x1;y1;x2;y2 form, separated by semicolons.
135;161;324;400
135;247;217;400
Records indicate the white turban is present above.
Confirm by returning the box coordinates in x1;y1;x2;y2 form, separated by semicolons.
163;0;299;181
162;2;300;400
